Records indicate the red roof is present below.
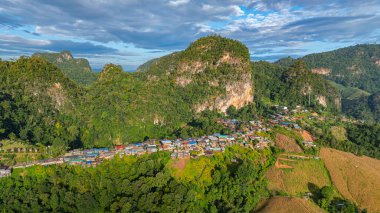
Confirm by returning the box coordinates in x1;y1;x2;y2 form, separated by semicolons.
115;145;125;149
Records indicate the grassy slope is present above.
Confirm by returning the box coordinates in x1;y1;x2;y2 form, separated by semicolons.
320;148;380;212
266;158;331;196
255;197;325;213
328;80;370;100
330;126;348;142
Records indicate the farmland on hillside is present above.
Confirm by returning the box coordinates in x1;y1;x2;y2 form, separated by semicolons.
320;148;380;212
255;197;324;213
266;156;330;196
274;134;303;153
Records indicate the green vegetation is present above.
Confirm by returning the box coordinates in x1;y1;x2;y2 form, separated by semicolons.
252;60;340;110
32;50;97;85
0;57;83;155
277;44;380;93
276;44;380;122
304;118;380;159
328;80;370;101
311;186;359;212
267;158;331;196
0;146;275;212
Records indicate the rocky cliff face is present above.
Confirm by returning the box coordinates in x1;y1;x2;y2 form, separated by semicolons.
311;67;331;75
195;76;253;113
140;36;254;113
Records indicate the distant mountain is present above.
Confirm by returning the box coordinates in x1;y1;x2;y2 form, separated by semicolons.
252;60;341;111
32;51;96;85
276;44;380;121
277;44;380;93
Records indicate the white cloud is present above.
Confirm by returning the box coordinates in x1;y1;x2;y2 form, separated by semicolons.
0;0;380;68
0;35;51;45
168;0;190;6
194;23;214;34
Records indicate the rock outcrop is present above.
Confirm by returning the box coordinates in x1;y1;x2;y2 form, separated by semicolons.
140;36;254;113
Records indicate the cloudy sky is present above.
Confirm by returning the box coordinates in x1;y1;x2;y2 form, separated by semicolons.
1;0;380;70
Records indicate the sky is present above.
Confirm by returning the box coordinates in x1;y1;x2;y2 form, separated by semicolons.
1;0;380;71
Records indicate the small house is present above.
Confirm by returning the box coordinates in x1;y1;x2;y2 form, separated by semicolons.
115;145;125;150
0;166;11;178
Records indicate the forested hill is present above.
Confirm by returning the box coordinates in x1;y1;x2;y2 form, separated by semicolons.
252;60;340;111
81;36;255;146
0;57;84;155
32;51;97;85
138;36;253;113
276;44;380;93
276;44;380;122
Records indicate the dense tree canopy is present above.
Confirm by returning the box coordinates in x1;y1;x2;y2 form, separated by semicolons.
0;146;275;212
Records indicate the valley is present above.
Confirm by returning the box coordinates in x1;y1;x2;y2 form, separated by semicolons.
1;36;379;212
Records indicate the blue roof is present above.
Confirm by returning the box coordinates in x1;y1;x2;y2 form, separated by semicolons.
86;153;99;157
94;148;109;151
189;141;197;145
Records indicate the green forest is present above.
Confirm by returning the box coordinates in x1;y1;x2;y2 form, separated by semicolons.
0;146;275;212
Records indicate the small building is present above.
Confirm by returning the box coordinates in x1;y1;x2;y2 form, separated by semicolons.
100;152;115;159
115;145;125;150
0;166;11;178
171;153;177;159
94;148;109;153
68;158;84;165
208;136;218;142
146;144;158;153
160;140;173;145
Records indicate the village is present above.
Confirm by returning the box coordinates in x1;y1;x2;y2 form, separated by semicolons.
0;105;319;178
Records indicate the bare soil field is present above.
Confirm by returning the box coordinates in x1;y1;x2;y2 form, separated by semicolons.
275;133;303;153
320;148;380;212
169;158;189;171
300;130;314;142
255;197;325;213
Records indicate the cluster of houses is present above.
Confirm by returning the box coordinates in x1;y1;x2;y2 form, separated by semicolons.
62;148;114;166
268;106;318;148
119;132;269;160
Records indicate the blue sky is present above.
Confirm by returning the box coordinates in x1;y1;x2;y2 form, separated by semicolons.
1;0;379;70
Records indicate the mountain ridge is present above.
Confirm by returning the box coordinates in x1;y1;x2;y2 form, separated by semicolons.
32;50;97;85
